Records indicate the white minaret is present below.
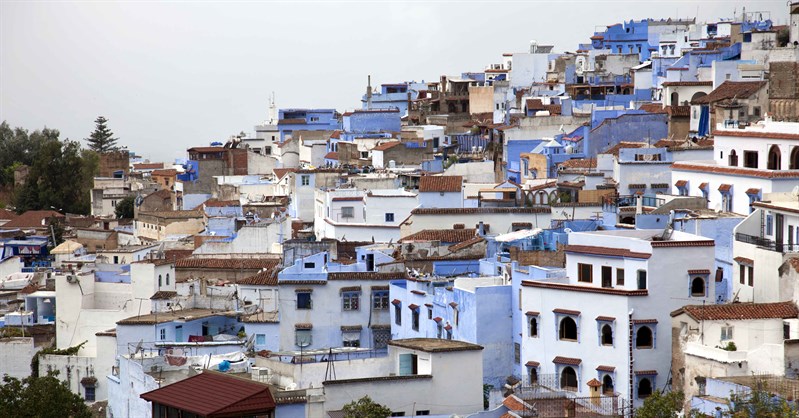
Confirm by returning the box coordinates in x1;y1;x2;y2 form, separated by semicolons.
366;75;373;110
267;92;277;125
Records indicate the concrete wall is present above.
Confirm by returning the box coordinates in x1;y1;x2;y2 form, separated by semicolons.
469;85;495;114
0;337;37;379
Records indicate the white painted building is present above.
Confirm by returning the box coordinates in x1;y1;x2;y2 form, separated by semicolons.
672;119;799;215
313;187;417;242
516;229;716;407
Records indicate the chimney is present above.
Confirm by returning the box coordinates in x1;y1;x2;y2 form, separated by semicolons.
478;221;485;236
636;194;643;215
366;75;373;110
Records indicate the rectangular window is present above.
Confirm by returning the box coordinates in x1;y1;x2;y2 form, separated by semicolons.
412;310;420;331
160;328;166;340
385;213;395;222
295;329;312;346
428;308;433;320
748;266;754;287
514;342;521;364
301;175;310;186
395;304;402;325
743;151;758;168
740;264;746;284
601;266;612;288
721;326;733;341
255;334;266;346
297;292;312;309
342;292;360;311
399;353;418;376
637;270;647;290
343;333;360;347
84;386;96;402
341;206;354;218
766;214;774;235
578;263;593;283
616;268;625;286
304;262;315;269
372;290;389;310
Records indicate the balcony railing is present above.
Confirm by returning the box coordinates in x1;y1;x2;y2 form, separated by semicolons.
735;233;799;253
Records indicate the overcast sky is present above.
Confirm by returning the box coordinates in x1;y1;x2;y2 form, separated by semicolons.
0;0;790;162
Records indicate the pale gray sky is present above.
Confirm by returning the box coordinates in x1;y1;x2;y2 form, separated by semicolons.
0;0;789;162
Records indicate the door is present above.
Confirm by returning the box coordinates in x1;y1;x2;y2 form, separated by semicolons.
601;266;612;288
776;214;785;251
175;325;183;342
789;225;794;252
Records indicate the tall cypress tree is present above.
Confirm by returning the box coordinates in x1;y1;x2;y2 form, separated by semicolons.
85;116;118;152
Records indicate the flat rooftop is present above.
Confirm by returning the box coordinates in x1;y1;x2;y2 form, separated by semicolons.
387;338;483;353
116;308;237;325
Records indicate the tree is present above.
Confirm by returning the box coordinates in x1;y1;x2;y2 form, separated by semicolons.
115;195;135;219
636;391;685;418
85;116;118;153
341;395;392;418
0;372;91;418
726;380;798;417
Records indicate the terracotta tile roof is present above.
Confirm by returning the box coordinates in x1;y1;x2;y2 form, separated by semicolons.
631;319;658;324
522;280;648;296
238;270;279;286
662;81;713;87
151;169;177;177
673;301;799;321
666;105;691;117
699;182;709;189
587;378;602;387
639;103;666;114
295;323;313;329
401;228;477;243
448;236;485;252
545;104;562;115
564;244;651;259
140;371;276;415
526;99;545;110
372;141;402;151
188;146;225;153
410;290;426;295
734;256;754;265
789;257;799;274
553;356;582;366
714;130;799;141
552;310;580;318
133;162;165;170
688;269;711;275
525;361;540;367
137;210;204;219
327;272;409;280
672;162;799;179
675;180;688;187
650;240;713;248
602;141;646;157
596;316;615;321
324;152;338;160
175;258;281;270
503;395;526;411
596;365;615;372
3;210;65;228
718;184;732;192
635;370;658;375
526;311;540;316
0;209;18;220
340;325;363;331
203;199;241;208
559;158;597;169
693;81;767;104
278;118;306;125
273;168;297;180
745;188;761;195
150;291;177;300
418;175;463;193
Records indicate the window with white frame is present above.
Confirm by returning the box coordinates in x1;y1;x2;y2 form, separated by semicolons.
341;206;354;218
295;328;312;347
301;175;310;186
342;291;360;311
372;290;389;310
528;313;539;337
721;326;733;341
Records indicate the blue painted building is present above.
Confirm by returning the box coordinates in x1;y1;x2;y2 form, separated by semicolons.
361;82;427;115
277;109;340;143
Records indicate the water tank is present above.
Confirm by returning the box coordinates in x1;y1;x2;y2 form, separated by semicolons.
389;160;396;168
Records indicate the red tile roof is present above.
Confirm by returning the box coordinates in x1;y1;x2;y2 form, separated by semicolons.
3;210;65;228
273;168;297;180
688;269;711;275
411;207;550;215
150;291;177;300
675;180;688;187
448;236;485;252
672;301;799;321
140;371;275;416
693;81;767;105
151;169;177;177
553;308;581;316
714;130;799;141
661;81;713;87
526;99;546;110
564;244;651;259
133;162;165;170
666;105;691;117
175;258;281;270
239;270;279;286
522;280;648;296
188;146;225;153
596;365;615;372
596;316;615;321
327;272;409;280
553;356;582;366
0;209;18;220
672;162;799;179
277;118;306;125
639;103;666;114
559;158;597;169
601;141;646;157
718;184;732;192
745;188;761;195
401;228;477;243
418;175;463;193
331;196;363;202
373;141;402;151
324;152;338;160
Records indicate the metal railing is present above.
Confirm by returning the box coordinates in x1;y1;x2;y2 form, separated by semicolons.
735;233;799;253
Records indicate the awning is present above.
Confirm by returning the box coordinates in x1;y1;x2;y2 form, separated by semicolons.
495;228;543;243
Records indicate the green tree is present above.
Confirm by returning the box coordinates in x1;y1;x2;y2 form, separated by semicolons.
0;121;59;187
341;395;392;418
726;380;799;417
84;116;118;152
636;391;685;418
0;372;91;418
115;195;135;219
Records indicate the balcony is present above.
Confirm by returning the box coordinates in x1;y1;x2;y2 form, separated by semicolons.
735;233;799;253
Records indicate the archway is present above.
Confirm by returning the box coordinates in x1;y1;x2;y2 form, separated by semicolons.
559;317;577;340
791;147;799;170
560;367;578;390
768;145;782;170
636;326;653;348
670;92;680;106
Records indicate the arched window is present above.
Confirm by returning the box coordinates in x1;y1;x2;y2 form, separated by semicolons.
158;274;162;287
559;317;578;341
529;317;538;337
603;374;614;394
638;378;653;398
691;92;707;103
728;149;738;167
791;147;799;170
166;273;170;286
768;145;782;170
670;92;679;106
636;326;653;348
560;366;578;390
529;368;538;385
601;324;613;346
691;277;705;297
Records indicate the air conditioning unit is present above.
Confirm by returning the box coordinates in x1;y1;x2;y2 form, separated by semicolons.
66;275;79;284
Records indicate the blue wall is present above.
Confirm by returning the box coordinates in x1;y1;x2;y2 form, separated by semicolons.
343;110;401;134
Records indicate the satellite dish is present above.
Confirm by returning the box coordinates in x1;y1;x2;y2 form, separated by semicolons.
564;228;573;234
791;185;799;198
714;203;722;213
